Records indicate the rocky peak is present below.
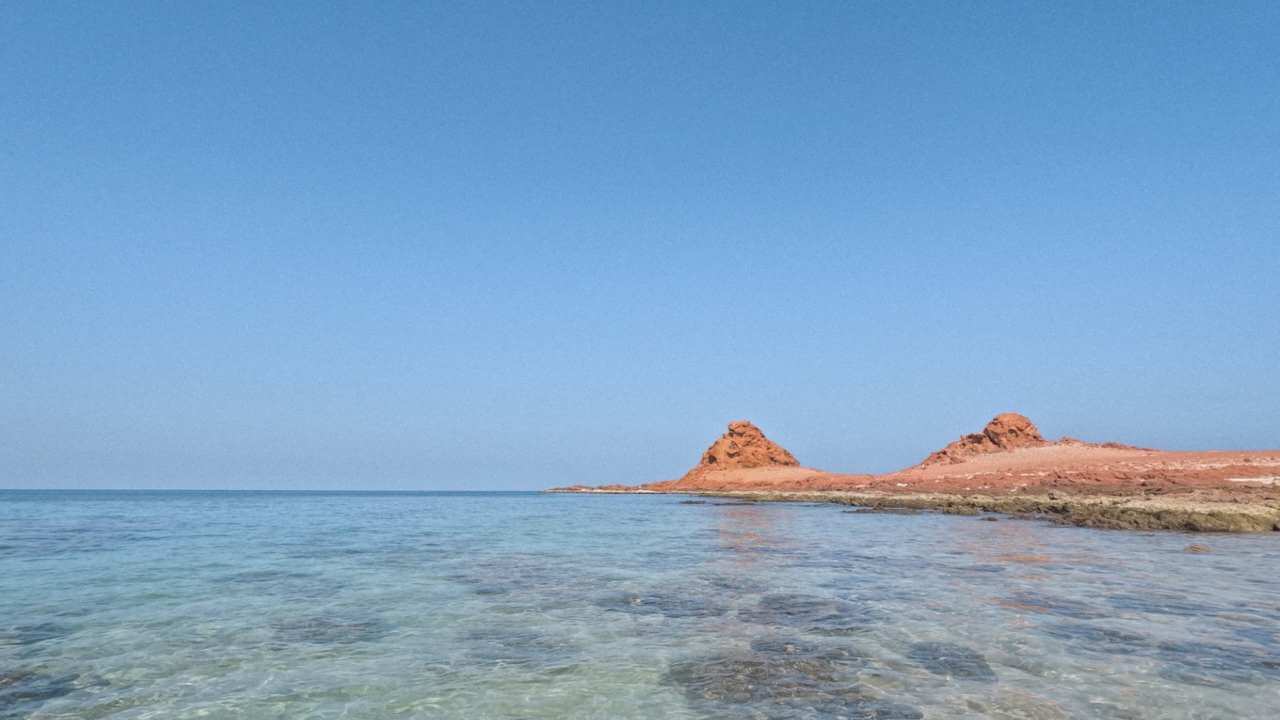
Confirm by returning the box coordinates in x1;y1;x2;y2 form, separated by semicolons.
691;420;800;474
920;412;1047;466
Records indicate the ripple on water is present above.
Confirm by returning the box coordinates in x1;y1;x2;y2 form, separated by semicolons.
7;491;1280;718
1003;591;1108;620
446;556;612;615
738;594;876;636
1235;626;1280;649
447;554;583;590
1039;622;1149;654
282;542;380;561
595;590;729;619
462;626;579;673
0;622;72;648
1154;640;1280;687
270;616;391;645
218;569;345;601
906;642;997;682
962;689;1070;720
1107;592;1218;617
220;568;320;584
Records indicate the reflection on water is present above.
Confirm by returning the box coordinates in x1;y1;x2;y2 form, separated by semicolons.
1;490;1278;719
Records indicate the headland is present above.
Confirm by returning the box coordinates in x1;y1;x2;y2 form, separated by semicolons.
550;414;1280;532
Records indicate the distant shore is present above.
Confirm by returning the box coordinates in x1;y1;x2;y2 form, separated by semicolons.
548;414;1280;533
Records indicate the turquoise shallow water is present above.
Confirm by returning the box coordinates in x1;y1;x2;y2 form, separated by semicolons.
2;491;1278;719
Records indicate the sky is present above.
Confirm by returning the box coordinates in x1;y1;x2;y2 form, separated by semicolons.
3;1;1278;490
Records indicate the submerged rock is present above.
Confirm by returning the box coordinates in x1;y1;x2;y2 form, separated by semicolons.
0;622;71;648
700;573;771;595
666;654;832;702
664;644;917;719
906;642;997;681
463;626;579;671
1004;591;1108;620
750;636;824;656
0;669;79;715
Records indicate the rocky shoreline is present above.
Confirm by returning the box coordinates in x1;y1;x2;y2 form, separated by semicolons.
684;490;1280;533
548;486;1280;532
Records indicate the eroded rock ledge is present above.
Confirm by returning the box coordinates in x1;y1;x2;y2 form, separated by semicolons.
690;490;1280;533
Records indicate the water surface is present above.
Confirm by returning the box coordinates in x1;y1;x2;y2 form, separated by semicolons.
2;491;1278;718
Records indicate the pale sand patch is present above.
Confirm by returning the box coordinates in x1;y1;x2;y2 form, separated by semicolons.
1227;476;1279;485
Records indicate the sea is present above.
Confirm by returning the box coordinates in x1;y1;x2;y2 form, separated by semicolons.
2;490;1278;719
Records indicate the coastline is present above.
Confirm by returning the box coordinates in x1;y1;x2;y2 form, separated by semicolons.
548;415;1280;533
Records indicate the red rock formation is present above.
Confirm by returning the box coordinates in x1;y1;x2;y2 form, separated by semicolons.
550;411;1280;504
643;421;803;490
694;420;799;473
920;412;1048;466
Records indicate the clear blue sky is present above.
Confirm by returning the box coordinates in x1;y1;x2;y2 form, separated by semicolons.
3;2;1277;489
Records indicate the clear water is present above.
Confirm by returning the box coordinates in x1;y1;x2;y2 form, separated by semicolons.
2;491;1278;719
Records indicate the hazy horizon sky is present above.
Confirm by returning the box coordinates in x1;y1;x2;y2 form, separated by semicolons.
4;2;1278;489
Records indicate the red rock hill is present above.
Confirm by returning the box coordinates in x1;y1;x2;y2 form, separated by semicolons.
693;420;799;474
641;420;807;490
552;411;1280;500
919;412;1048;466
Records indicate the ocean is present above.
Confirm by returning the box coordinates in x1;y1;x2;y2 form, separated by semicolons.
2;490;1278;719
